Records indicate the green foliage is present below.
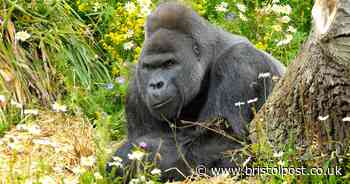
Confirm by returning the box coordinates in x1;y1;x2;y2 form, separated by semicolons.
67;82;128;140
250;118;349;184
193;0;313;65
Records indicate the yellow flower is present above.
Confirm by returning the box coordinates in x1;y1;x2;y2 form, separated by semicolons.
78;3;88;12
272;24;282;32
256;42;267;50
134;47;142;58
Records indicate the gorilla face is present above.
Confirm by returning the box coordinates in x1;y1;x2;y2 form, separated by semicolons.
136;29;206;120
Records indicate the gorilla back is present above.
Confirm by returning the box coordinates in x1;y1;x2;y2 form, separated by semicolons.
107;2;285;181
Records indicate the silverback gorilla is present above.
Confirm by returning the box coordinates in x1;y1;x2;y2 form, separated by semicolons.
107;2;285;181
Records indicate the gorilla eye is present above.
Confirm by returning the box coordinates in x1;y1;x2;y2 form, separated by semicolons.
142;63;153;70
193;42;200;57
163;59;176;68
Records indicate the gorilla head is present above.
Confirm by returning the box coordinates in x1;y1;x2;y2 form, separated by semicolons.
136;3;215;120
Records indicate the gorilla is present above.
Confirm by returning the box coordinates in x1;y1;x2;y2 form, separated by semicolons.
107;2;285;181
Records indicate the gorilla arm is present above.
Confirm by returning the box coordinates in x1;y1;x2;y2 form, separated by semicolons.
197;41;285;139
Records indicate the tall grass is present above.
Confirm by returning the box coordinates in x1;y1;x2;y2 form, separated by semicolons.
0;0;111;134
0;0;110;104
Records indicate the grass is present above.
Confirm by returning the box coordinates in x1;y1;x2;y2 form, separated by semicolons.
0;111;97;183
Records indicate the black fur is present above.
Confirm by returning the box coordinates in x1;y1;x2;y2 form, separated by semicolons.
107;2;285;181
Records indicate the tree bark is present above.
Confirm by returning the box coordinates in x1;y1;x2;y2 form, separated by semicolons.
250;0;350;161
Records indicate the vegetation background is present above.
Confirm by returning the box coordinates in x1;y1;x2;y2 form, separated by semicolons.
2;0;347;184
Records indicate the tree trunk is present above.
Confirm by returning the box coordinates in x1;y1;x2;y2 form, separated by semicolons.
250;0;350;161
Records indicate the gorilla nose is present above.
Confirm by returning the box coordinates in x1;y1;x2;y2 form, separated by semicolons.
148;81;168;104
149;81;164;90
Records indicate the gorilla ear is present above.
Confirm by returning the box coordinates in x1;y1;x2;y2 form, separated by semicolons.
193;41;200;58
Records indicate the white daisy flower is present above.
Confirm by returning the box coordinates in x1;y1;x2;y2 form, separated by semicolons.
242;156;252;167
39;176;56;184
10;100;23;108
33;139;52;146
273;151;284;157
280;16;291;23
128;150;145;161
271;4;292;15
151;168;162;175
15;31;31;41
72;165;86;175
342;117;350;122
137;0;152;7
63;177;79;184
247;98;258;104
80;155;96;167
239;12;248;21
141;6;151;16
277;34;293;46
27;124;41;135
24;109;39;115
123;41;135;50
318;115;329;121
124;2;136;13
215;2;228;12
287;26;297;33
126;29;134;38
52;102;67;112
234;101;245;107
236;3;247;12
258;72;271;79
277;160;285;166
0;95;6;104
94;172;103;180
